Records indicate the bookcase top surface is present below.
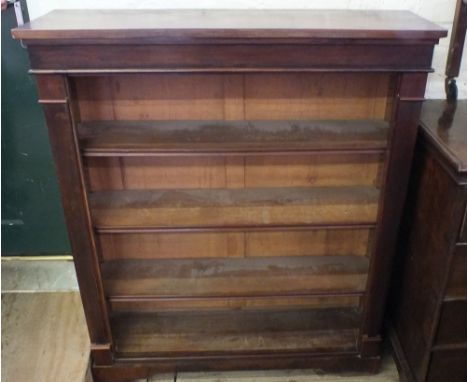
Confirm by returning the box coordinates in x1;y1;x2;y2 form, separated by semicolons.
12;9;447;42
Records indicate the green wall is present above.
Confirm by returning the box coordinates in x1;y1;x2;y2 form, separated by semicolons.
2;1;71;255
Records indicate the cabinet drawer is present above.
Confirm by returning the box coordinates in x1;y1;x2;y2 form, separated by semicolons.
434;300;467;346
427;349;467;382
446;244;467;299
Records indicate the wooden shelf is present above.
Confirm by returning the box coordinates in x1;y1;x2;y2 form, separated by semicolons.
101;256;370;297
111;307;361;357
90;186;379;230
78;120;389;156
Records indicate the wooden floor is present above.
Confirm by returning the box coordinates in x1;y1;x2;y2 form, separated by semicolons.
1;292;91;382
1;260;401;381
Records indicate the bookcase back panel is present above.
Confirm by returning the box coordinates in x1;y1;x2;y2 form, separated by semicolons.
85;153;385;191
73;73;392;121
108;295;362;313
76;72;388;316
101;256;369;297
97;228;374;260
90;187;379;228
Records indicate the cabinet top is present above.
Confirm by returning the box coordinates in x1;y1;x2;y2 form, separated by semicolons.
420;100;467;174
12;9;446;43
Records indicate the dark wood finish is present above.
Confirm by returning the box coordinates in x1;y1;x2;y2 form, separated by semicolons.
446;244;467;299
26;44;438;72
419;100;467;174
460;213;466;242
361;72;427;350
13;9;445;381
433;300;467;346
108;294;362;313
390;100;467;382
360;334;383;358
12;10;446;42
34;74;67;101
427;349;467;382
91;344;113;366
34;76;112;348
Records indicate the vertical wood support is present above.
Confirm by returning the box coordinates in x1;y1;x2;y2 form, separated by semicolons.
360;72;428;356
35;74;113;365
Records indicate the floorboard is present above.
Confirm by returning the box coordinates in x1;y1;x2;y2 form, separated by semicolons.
1;292;89;382
171;346;399;382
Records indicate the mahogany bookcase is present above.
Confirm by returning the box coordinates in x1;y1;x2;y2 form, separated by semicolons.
12;10;446;382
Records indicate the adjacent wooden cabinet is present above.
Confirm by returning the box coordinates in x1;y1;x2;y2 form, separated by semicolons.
12;10;446;382
391;100;467;382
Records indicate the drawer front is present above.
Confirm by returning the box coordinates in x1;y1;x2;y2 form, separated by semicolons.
446;244;467;299
434;300;467;346
427;349;467;382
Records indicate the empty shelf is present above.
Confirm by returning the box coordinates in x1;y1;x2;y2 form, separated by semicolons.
78;120;389;155
101;256;370;297
90;186;380;229
111;308;361;357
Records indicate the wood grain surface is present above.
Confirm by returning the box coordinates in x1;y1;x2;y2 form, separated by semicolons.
11;10;447;42
101;255;370;297
90;187;380;229
97;228;373;260
85;154;385;191
74;74;391;121
1;292;90;382
78;120;389;155
420;99;467;173
108;295;362;313
111;308;361;357
13;8;446;378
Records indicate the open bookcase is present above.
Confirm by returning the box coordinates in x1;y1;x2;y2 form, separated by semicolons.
75;72;386;359
12;9;446;381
